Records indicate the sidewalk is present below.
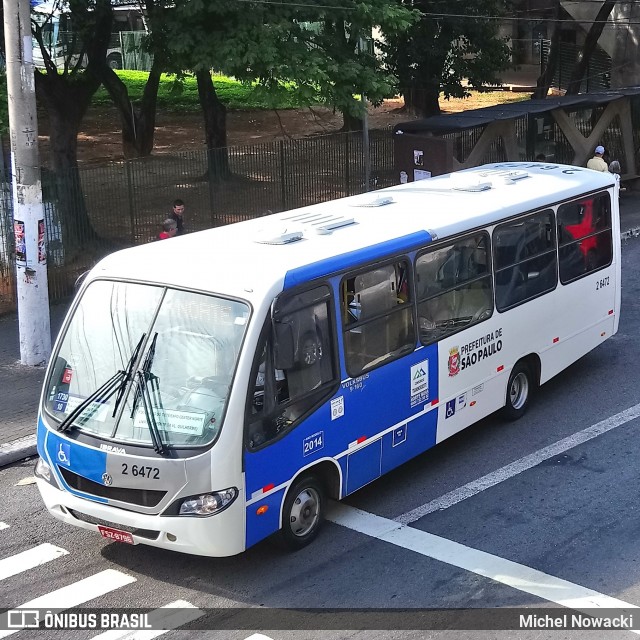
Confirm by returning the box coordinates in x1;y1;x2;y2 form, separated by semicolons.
2;188;640;468
0;304;67;467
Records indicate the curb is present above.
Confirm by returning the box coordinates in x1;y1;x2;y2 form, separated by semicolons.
0;434;37;468
621;226;640;240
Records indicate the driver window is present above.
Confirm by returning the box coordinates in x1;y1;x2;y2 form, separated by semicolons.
247;285;336;450
416;232;493;345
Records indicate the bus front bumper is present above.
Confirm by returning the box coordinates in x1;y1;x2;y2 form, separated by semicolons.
36;478;247;557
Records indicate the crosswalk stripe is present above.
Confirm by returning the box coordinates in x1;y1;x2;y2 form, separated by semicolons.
0;523;8;531
91;600;203;639
0;544;68;581
0;569;137;639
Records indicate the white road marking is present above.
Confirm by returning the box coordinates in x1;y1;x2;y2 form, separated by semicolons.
91;600;203;639
328;503;639;631
0;523;8;531
244;636;275;640
0;569;136;639
0;543;68;581
396;401;640;524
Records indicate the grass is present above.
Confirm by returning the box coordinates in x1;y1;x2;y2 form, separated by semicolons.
0;70;531;136
90;71;319;111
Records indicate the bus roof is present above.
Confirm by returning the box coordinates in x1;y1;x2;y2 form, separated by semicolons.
89;162;616;303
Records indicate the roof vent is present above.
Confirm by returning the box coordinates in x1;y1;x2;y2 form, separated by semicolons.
255;230;304;245
315;217;355;235
450;173;492;192
351;195;394;207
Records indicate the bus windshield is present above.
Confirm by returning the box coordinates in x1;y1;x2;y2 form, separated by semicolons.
43;281;250;449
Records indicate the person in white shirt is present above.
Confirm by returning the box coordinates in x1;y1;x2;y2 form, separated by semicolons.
586;145;609;172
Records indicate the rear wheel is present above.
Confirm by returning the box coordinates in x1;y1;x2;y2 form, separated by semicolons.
502;361;534;420
280;475;324;550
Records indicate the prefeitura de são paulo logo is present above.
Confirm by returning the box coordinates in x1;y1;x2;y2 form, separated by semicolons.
448;347;460;377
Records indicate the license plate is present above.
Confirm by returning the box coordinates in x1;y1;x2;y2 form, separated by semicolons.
98;525;134;545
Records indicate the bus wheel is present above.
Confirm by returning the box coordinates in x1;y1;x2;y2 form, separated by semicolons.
280;475;324;550
502;361;533;420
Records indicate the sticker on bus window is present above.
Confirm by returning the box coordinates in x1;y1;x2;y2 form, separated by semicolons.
58;394;110;422
134;408;205;436
410;359;429;407
62;368;73;384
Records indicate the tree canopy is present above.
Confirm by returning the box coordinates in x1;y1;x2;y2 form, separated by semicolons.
385;0;512;117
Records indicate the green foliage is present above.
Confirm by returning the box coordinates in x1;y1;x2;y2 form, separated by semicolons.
386;0;512;116
90;71;321;111
164;0;419;121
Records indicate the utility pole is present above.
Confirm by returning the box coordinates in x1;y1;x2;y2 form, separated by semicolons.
3;0;51;365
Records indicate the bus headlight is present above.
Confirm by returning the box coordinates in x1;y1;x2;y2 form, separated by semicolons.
34;457;51;483
178;488;238;516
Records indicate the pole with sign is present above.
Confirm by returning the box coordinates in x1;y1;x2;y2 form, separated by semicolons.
3;0;51;365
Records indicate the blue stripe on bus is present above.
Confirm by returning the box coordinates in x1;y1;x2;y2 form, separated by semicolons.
43;426;109;504
283;231;432;290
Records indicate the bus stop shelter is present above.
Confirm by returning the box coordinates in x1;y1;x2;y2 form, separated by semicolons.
393;88;640;184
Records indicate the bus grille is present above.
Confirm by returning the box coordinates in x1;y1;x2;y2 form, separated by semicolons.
58;467;166;508
67;509;160;540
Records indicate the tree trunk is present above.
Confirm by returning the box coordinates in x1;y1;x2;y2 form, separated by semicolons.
340;111;363;132
35;72;101;252
566;0;617;95
532;1;562;99
196;68;229;179
402;85;441;118
32;0;113;257
101;59;162;158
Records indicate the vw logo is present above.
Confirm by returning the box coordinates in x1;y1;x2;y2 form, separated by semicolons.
102;473;113;486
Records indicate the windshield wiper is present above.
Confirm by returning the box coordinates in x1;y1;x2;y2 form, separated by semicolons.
130;332;158;418
134;370;165;455
57;370;126;433
58;333;147;433
111;333;146;418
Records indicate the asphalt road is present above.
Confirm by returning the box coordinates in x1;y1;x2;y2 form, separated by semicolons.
2;237;640;640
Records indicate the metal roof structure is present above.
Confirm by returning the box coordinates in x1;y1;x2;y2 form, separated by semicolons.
393;88;640;136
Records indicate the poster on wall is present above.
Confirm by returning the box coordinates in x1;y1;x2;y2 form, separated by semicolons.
413;150;424;166
414;169;431;181
38;220;46;264
14;220;26;265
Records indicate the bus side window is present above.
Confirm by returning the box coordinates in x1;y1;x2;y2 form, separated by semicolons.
494;209;557;311
557;193;613;284
341;260;415;377
416;233;493;344
247;287;336;450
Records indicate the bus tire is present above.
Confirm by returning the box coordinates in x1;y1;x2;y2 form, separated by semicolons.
279;475;324;550
502;361;533;421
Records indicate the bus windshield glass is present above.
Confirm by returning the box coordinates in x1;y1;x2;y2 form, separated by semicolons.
43;281;249;448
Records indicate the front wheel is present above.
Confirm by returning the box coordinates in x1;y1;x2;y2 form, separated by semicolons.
502;361;534;421
279;475;324;550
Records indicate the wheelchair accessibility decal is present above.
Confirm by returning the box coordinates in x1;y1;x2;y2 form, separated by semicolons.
57;442;71;466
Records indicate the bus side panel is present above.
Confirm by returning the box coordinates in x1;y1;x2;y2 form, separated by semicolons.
380;410;438;475
243;344;439;541
346;439;382;494
245;487;286;549
540;265;617;384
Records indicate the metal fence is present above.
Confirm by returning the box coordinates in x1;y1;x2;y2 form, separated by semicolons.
0;128;394;314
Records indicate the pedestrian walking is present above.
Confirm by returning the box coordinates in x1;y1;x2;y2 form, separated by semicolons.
158;218;178;240
169;199;186;235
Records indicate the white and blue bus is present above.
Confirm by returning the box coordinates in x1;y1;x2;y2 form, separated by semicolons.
35;163;620;557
